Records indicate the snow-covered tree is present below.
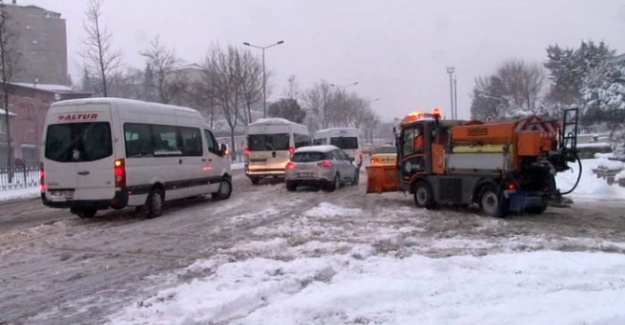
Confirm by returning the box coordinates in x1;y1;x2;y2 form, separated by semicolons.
581;60;625;124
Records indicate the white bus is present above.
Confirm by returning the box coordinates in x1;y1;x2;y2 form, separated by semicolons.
40;98;232;219
313;128;362;167
244;118;311;184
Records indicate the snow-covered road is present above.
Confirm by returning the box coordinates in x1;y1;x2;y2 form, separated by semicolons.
0;161;624;324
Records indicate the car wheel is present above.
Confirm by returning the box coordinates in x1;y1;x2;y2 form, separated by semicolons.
146;188;164;219
414;181;436;209
212;177;232;200
325;174;340;192
73;207;97;219
479;185;508;218
286;181;297;192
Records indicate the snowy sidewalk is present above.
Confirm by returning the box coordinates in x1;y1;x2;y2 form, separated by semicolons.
111;250;625;325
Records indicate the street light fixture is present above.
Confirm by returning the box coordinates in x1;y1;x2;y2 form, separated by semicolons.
242;40;285;118
479;93;504;101
330;81;359;90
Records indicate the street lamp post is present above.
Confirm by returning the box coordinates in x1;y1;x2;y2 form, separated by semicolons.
446;67;455;119
243;40;285;118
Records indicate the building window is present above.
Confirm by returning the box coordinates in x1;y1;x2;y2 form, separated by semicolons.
0;120;6;134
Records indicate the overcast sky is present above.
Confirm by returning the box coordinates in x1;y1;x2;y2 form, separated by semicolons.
20;0;625;121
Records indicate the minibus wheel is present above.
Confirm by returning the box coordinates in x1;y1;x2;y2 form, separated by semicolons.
146;188;164;219
213;177;232;200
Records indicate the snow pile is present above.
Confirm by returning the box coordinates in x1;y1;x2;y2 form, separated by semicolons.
0;187;39;202
556;158;625;200
304;202;362;218
616;170;625;181
596;158;624;170
110;251;625;325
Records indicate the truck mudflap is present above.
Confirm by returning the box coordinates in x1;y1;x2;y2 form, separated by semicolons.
365;165;399;194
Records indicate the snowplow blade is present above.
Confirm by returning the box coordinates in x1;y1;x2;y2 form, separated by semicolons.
365;165;399;194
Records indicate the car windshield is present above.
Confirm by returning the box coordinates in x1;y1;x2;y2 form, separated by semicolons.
374;146;397;154
45;122;112;162
291;151;328;162
248;133;289;151
330;137;358;150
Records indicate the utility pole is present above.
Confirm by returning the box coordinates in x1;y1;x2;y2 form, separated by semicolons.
446;67;455;119
243;40;285;118
453;77;458;120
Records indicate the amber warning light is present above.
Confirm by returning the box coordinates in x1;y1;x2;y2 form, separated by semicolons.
433;108;441;119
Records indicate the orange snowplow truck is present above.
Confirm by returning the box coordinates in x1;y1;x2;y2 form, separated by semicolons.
366;108;580;218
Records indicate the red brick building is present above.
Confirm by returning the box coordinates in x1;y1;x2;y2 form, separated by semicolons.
1;83;90;166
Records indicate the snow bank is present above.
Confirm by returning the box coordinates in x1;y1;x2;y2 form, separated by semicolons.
110;251;625;325
596;159;625;170
304;202;362;218
0;187;39;202
556;158;625;200
616;170;625;181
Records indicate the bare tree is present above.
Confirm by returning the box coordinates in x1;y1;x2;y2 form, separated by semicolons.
140;36;183;104
82;0;121;97
282;75;300;100
237;50;263;124
302;80;334;131
0;5;20;179
201;45;246;160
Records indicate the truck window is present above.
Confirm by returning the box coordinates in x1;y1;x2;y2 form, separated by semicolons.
45;122;112;162
248;133;289;151
330;137;358;150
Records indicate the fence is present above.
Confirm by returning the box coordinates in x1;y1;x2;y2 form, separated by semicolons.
0;165;40;191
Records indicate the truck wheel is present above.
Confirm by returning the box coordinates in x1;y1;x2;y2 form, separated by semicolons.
325;174;340;192
286;181;297;192
146;188;164;219
525;204;548;215
212;177;232;200
73;207;97;219
414;181;436;209
479;185;508;218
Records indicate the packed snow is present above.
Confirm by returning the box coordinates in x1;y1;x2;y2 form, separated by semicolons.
110;250;625;325
108;160;625;324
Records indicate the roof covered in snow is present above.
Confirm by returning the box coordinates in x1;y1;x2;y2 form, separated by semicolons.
249;117;304;126
295;145;340;153
0;108;16;116
12;83;74;93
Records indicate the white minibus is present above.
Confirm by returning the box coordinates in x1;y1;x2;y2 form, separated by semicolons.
244;118;311;184
41;98;232;218
313;128;362;167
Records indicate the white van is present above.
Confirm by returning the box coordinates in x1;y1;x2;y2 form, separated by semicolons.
40;98;232;219
313;128;362;167
244;118;311;184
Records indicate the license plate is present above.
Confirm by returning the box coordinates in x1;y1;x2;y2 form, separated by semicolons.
49;190;74;202
297;172;315;178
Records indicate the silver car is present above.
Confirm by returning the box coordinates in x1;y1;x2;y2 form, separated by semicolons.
285;145;359;192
